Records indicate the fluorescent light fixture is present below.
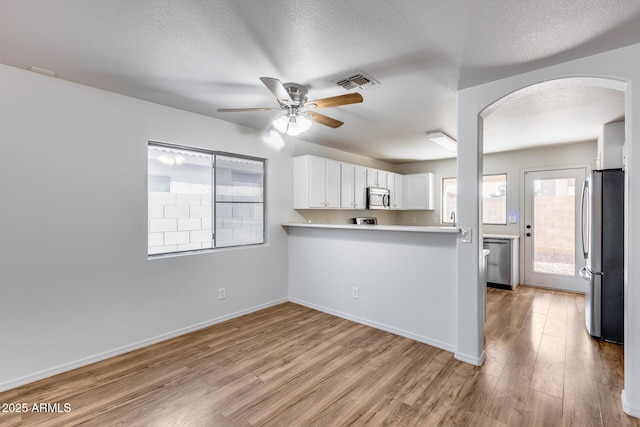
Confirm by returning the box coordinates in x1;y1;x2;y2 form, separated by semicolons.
273;113;312;136
427;131;457;152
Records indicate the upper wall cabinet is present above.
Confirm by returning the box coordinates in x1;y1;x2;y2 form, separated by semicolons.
341;163;367;209
366;169;389;188
597;120;625;169
294;155;341;209
388;173;404;210
404;173;434;210
294;155;433;211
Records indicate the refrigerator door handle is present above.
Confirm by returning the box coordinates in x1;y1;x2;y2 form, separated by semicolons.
580;179;589;259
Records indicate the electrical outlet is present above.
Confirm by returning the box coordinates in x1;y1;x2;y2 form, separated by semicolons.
411;217;416;224
352;287;359;299
219;288;226;300
461;228;472;243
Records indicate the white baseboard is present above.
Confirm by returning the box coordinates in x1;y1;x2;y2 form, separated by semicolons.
454;349;486;366
288;297;456;354
622;390;640;418
0;298;288;393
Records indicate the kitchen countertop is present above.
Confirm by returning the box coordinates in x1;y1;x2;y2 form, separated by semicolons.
282;222;460;234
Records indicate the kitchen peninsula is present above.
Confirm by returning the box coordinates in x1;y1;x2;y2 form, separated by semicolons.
283;222;460;353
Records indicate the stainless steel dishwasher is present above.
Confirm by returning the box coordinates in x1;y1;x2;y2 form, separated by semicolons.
483;238;512;288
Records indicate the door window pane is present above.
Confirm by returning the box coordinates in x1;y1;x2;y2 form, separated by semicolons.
532;177;576;275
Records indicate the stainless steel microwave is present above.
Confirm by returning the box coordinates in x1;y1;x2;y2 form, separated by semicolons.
366;187;390;210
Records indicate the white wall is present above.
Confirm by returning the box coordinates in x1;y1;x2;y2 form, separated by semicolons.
456;43;640;417
0;64;298;391
395;141;597;232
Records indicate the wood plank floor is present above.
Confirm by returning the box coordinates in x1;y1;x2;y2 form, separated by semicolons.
1;286;638;426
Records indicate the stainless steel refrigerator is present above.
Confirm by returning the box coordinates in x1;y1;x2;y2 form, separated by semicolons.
579;169;624;344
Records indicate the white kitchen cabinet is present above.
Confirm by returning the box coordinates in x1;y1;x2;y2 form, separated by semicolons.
294;156;341;209
404;173;434;210
341;163;367;209
366;169;388;188
389;173;404;210
597;120;625;169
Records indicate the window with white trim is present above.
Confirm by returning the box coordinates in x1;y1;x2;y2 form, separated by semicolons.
442;174;507;225
147;143;265;256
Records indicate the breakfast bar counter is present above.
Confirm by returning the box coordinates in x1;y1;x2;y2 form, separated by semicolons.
282;222;460;233
283;221;460;354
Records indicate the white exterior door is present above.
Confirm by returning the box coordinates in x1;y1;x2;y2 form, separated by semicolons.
523;167;587;292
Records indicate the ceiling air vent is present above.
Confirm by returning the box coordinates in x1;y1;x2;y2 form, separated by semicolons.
333;71;379;91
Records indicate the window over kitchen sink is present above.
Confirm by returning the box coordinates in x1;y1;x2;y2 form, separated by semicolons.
442;174;507;225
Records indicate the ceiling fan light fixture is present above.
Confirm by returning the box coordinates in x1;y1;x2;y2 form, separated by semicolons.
272;114;290;133
427;131;457;152
272;113;312;136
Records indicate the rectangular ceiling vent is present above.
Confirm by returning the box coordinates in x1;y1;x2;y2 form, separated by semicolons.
333;71;379;91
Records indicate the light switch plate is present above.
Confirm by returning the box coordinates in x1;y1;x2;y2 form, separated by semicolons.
461;228;472;243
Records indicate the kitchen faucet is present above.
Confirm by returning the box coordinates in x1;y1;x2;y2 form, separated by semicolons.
450;211;456;226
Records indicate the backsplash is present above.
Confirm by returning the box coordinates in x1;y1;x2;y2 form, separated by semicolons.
295;209;400;225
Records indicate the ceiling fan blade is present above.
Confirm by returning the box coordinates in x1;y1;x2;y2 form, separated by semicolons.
306;93;363;109
217;107;278;112
307;111;344;128
260;77;292;106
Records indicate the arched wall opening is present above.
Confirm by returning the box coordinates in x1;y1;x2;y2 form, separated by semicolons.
455;43;640;418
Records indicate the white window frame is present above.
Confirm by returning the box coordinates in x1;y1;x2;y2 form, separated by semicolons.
441;173;507;225
147;141;266;257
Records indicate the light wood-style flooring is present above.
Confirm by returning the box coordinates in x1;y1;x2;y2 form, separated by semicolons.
0;286;638;426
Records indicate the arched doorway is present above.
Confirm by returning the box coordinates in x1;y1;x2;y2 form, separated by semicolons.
455;45;640;417
482;78;625;293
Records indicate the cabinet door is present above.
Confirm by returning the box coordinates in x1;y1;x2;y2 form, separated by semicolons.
341;164;366;209
377;170;389;189
366;169;390;188
405;173;434;210
341;164;355;208
389;173;404;209
325;160;341;208
308;156;327;208
396;174;405;209
353;165;367;209
366;169;378;187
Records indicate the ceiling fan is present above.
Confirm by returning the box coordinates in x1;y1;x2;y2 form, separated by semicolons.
217;77;363;136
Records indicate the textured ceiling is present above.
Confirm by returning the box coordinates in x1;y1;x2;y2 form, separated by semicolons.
0;0;637;163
